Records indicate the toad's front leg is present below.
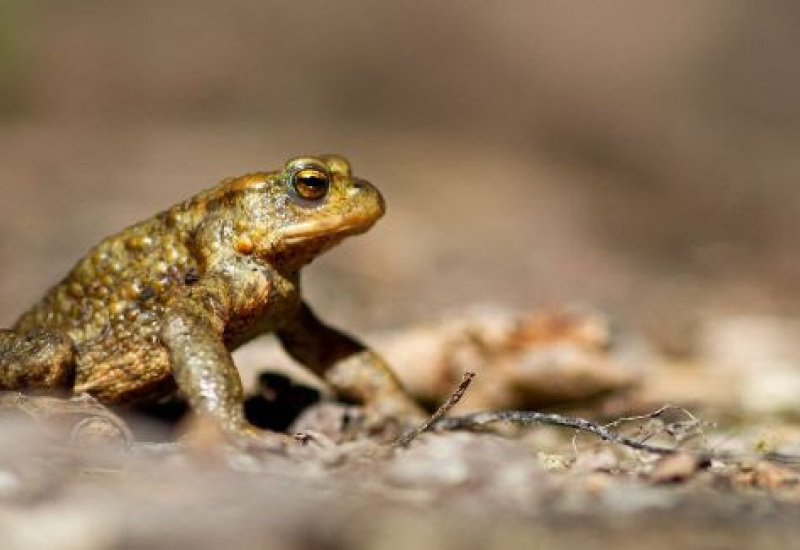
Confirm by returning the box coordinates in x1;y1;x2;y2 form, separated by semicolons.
277;303;426;431
161;280;293;452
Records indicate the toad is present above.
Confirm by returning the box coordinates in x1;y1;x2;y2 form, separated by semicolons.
0;155;422;450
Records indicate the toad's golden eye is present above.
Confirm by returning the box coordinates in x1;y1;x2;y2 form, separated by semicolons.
291;168;330;201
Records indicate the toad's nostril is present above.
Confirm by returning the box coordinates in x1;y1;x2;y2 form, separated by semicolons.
347;179;369;196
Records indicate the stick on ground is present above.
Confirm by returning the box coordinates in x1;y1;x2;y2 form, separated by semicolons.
392;373;800;465
393;371;475;448
434;410;680;456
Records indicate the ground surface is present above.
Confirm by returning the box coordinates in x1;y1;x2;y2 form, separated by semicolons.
3;309;800;550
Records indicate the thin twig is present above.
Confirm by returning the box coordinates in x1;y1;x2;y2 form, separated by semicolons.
434;409;800;465
434;410;680;456
601;404;675;430
391;373;800;465
393;371;475;448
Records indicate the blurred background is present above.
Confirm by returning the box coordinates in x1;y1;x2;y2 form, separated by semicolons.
1;0;799;355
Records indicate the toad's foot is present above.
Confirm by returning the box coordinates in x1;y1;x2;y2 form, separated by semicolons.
183;418;298;454
226;424;299;453
362;394;428;439
324;349;427;434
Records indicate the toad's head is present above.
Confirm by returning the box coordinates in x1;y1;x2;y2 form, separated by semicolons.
211;155;385;272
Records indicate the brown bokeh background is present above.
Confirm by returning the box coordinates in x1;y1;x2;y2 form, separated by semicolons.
2;1;799;353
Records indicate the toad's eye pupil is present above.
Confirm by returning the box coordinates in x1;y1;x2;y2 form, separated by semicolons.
292;169;330;201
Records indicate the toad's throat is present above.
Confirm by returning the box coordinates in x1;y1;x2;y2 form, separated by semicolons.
278;215;375;245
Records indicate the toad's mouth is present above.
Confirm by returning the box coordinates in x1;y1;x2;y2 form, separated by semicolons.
277;215;375;246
